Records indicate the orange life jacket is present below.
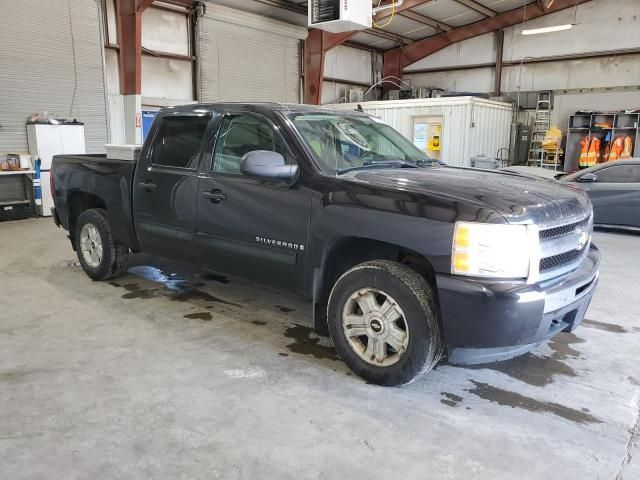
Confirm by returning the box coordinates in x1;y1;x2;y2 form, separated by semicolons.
621;136;633;159
607;136;625;162
579;136;600;167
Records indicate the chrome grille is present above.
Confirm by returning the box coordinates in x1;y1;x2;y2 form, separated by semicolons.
538;213;593;277
539;216;591;240
540;249;583;272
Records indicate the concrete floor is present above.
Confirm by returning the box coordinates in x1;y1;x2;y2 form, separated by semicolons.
1;218;639;479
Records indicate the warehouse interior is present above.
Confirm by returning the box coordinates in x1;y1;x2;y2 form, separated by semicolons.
1;1;639;478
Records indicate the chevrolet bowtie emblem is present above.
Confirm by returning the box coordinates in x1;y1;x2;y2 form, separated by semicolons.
576;228;589;251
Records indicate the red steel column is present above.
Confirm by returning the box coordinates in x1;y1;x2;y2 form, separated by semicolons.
381;48;404;96
304;30;355;105
115;0;144;95
115;0;154;143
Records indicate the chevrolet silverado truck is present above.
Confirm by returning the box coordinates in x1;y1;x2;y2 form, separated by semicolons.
51;103;600;386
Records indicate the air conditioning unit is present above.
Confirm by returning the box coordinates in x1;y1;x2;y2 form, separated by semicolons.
348;89;364;103
388;89;415;101
416;87;430;99
308;0;372;33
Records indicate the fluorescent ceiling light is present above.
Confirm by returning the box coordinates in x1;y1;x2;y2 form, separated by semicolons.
522;24;573;35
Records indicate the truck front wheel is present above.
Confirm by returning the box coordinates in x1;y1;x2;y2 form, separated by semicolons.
75;208;129;281
327;260;443;386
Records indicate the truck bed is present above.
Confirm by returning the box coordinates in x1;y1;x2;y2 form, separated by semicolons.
51;154;139;250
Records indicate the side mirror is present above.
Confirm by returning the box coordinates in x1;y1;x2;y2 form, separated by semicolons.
578;172;598;183
240;150;298;184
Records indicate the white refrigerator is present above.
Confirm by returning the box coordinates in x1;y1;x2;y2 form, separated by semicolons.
27;124;85;216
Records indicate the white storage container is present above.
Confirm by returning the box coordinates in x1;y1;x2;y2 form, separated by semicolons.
105;144;141;162
336;97;513;167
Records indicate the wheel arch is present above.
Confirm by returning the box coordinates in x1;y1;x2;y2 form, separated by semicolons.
312;236;439;333
67;192;107;249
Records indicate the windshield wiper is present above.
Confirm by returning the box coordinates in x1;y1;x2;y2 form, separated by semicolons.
337;160;418;175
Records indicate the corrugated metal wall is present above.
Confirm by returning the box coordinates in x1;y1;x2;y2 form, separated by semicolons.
339;98;513;167
198;5;306;104
0;0;107;156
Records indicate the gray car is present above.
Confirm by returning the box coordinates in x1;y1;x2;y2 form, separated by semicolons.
560;159;640;230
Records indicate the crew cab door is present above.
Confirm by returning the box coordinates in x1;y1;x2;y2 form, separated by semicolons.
578;164;640;227
195;111;311;294
133;112;210;262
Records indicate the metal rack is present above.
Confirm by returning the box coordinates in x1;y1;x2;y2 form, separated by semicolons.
0;170;34;219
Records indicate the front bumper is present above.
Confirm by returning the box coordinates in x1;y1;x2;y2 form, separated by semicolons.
436;244;600;365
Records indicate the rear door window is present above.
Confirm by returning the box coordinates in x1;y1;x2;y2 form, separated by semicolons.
596;165;639;183
150;115;210;169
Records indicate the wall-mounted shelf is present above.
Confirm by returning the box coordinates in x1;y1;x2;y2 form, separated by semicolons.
565;112;639;171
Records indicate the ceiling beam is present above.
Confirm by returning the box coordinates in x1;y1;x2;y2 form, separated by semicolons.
366;29;414;45
136;0;156;12
383;0;593;89
399;10;453;32
451;0;497;17
538;0;557;11
375;0;436;20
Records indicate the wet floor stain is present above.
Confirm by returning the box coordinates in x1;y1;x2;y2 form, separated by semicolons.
582;319;627;334
201;273;230;284
120;283;156;300
110;266;242;308
283;325;338;361
466;333;585;387
128;266;191;290
440;392;463;407
183;312;213;321
467;381;602;425
169;288;242;308
548;332;585;361
0;368;42;382
276;305;295;313
252;320;267;326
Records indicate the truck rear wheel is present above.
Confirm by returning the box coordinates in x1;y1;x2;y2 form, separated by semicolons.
75;208;129;281
327;260;443;386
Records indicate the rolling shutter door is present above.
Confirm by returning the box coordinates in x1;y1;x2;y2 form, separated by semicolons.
0;0;107;156
198;5;307;104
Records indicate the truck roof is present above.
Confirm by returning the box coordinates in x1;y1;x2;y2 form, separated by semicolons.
161;102;368;116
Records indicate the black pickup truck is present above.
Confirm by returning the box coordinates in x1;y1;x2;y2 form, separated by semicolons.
51;103;600;386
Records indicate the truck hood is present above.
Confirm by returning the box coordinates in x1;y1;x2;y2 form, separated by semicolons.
341;166;590;225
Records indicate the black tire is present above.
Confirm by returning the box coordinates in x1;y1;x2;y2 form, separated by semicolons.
327;260;443;386
75;208;129;281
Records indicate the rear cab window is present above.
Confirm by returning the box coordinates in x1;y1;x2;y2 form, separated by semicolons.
150;114;211;170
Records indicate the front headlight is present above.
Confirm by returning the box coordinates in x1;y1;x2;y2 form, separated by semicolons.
452;222;538;279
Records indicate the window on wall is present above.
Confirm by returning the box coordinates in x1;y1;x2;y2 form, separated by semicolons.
150;115;210;169
102;0;195;102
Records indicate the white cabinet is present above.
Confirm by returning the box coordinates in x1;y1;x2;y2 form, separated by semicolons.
26;124;85;216
26;124;85;170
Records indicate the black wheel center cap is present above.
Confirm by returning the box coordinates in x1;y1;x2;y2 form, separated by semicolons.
370;319;383;333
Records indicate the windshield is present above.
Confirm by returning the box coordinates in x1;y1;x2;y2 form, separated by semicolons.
287;112;440;175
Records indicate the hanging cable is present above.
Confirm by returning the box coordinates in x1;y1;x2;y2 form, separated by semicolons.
372;0;395;29
67;0;78;119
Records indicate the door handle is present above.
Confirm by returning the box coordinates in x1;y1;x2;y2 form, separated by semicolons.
137;181;157;192
202;190;227;203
